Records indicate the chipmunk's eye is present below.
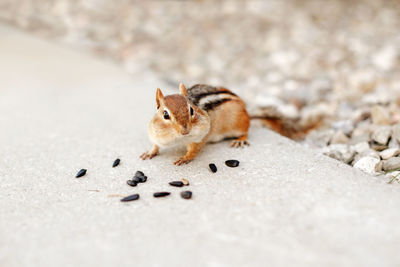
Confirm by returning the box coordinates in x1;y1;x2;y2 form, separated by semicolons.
190;106;194;116
163;110;170;120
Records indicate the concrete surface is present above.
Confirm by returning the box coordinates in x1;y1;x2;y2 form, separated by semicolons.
0;25;400;267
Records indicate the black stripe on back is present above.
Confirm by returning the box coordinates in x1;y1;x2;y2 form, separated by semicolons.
202;98;232;111
188;84;237;106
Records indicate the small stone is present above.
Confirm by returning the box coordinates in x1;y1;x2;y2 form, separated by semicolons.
209;163;217;173
180;191;192;199
371;105;390;125
392;123;400;143
352;149;381;165
382;157;400;171
330;131;349;144
360;149;380;159
332;120;354;136
351;142;370;154
349;134;370;145
75;169;87;178
353;157;380;175
371;143;388;152
225;160;240;167
169;181;184;187
388;138;400;149
372;45;398;71
371;126;391;145
153;192;170;198
379;148;400;160
350;123;372;145
348;69;376;93
181;178;190;186
323;144;354;164
304;129;334;148
120;194;140;202
351;109;371;124
362;91;390;105
127;180;137;187
375;161;383;172
112;158;120;167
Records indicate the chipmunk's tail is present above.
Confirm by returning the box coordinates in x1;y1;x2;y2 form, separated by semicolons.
250;107;324;140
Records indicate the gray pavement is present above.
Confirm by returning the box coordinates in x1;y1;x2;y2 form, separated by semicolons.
1;25;400;267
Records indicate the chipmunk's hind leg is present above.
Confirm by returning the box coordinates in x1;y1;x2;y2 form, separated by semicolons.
140;145;159;160
229;101;250;148
230;134;250;148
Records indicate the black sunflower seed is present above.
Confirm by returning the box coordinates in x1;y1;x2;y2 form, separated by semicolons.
225;160;240;167
135;171;145;177
134;175;147;183
180;191;192;199
120;194;140;202
209;163;217;173
75;169;87;178
169;181;184;187
112;158;120;167
126;180;137;187
153;192;170;198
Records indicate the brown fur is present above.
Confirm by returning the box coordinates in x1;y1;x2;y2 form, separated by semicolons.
205;99;250;145
233;100;250;133
164;95;189;123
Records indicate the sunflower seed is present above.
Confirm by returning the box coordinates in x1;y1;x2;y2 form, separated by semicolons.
181;178;190;186
135;171;145;177
180;191;192;199
209;163;217;173
75;169;87;178
153;192;170;198
169;181;184;187
127;180;137;187
225;160;240;167
112;158;120;167
120;194;140;202
134;175;147;183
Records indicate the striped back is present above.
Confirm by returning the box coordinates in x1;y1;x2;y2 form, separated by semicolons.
187;84;238;112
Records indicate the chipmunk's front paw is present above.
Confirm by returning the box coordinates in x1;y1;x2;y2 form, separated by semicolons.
140;151;158;160
230;140;250;148
174;157;192;166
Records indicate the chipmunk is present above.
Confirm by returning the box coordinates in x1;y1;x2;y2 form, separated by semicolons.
140;83;323;165
140;83;250;165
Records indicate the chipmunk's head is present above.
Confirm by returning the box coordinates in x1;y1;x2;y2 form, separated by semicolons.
154;83;195;136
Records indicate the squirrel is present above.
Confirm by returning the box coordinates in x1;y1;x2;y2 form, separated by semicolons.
140;83;322;165
140;83;250;165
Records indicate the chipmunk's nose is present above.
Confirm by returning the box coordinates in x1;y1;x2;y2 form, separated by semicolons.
181;127;190;135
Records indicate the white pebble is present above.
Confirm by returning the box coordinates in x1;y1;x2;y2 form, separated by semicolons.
353;157;380;175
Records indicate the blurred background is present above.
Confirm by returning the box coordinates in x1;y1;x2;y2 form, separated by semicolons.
1;0;400;175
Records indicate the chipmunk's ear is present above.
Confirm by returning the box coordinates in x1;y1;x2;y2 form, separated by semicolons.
156;88;164;109
179;83;187;97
